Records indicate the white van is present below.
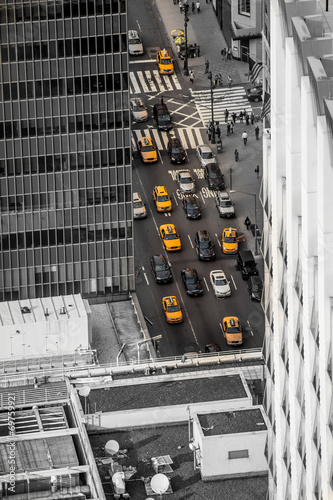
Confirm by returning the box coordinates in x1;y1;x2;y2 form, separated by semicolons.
128;30;143;56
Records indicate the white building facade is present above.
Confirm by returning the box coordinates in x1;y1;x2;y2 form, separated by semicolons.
262;0;333;498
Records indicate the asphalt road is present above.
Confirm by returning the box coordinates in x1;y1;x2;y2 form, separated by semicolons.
128;0;265;357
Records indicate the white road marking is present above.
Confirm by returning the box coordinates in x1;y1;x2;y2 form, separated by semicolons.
144;272;149;285
129;72;141;93
152;70;167;90
151;129;163;150
171;73;182;90
162;74;173;91
231;274;237;290
129;59;156;64
203;277;209;291
247;320;254;336
200;192;206;204
172;193;178;206
188;234;194;248
145;70;157;92
219;323;224;336
215;234;221;247
137;71;150;93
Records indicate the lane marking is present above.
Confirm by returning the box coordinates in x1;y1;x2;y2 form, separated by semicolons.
231;274;237;290
215;233;221;247
203;277;209;291
144;272;149;285
188;234;194;248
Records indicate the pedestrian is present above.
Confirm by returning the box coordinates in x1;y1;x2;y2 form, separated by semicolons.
192;1;195;12
221;47;227;61
255;125;260;140
207;126;212;141
226;122;231;136
189;69;194;84
196;0;200;13
227;75;233;88
245;113;249;125
205;60;209;73
227;47;232;60
215;124;221;140
239;111;243;123
184;1;189;13
244;216;251;230
242;130;248;145
224;108;229;123
234;149;239;162
230;122;234;134
218;73;223;86
213;74;218;87
231;112;236;124
250;111;254;125
179;0;183;13
254;165;260;178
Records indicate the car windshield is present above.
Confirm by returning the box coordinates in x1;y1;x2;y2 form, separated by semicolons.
252;283;262;291
165;233;178;240
202;151;214;159
200;241;212;249
161;58;172;65
133;104;145;111
215;278;227;286
157;195;169;202
209;170;222;179
156;264;168;271
227;327;241;333
167;304;180;312
142;145;155;152
224;236;236;243
129;39;142;45
172;147;183;153
159;114;170;121
133;201;143;208
220;200;232;207
181;177;192;184
187;202;199;209
187;277;198;284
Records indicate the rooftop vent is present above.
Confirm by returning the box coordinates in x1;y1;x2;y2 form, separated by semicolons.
21;306;31;314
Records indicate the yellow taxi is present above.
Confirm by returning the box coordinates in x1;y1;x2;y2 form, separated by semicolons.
222;316;243;346
162;296;183;324
222;227;242;254
159;224;181;252
137;136;158;163
156;49;174;75
153;186;172;212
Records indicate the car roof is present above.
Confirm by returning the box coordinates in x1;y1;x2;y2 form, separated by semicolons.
198;144;213;152
183;267;198;276
178;169;191;176
133;192;141;201
152;254;166;263
249;275;262;283
159;48;170;57
239;249;254;258
128;30;140;39
206;162;220;171
154;103;169;111
217;191;231;199
169;137;181;146
197;229;210;240
140;136;153;145
155;185;167;194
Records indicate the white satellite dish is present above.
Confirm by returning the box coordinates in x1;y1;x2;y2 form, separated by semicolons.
105;440;120;455
78;386;91;397
150;473;169;494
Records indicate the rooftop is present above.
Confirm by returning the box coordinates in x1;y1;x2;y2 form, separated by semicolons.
198;408;267;436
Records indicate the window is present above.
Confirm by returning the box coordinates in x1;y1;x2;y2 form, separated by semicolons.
239;0;250;16
228;449;249;459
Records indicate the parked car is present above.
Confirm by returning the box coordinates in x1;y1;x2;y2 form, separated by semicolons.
150;254;173;284
194;230;216;261
196;144;216;168
176;169;196;194
130;97;148;122
181;268;203;296
209;270;231;298
237;250;259;280
222;316;243;346
246;85;263;102
168;137;186;164
153;102;172;131
215;192;235;218
128;30;144;56
247;275;263;301
204;163;225;190
182;195;201;219
132;192;147;219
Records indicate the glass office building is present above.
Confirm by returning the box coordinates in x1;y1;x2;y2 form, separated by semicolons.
0;0;134;301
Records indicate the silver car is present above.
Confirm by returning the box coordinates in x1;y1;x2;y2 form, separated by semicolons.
196;144;216;168
176;170;196;194
130;98;148;123
133;192;147;219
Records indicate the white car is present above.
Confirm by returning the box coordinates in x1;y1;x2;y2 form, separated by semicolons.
130;98;148;122
196;145;216;168
210;270;231;298
176;169;196;194
128;30;144;55
133;192;147;219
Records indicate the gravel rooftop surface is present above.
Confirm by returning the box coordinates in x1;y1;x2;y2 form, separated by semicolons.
84;374;247;413
198;408;267;436
90;425;268;500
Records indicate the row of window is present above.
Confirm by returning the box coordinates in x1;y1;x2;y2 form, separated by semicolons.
0;35;126;63
1;73;128;103
0;0;125;24
0;150;131;176
1;226;132;251
0;111;129;140
0;186;131;212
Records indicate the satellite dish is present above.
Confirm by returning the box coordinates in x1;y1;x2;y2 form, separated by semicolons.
78;386;90;397
150;473;169;494
105;440;120;455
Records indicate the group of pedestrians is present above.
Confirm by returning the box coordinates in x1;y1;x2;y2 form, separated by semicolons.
179;0;201;13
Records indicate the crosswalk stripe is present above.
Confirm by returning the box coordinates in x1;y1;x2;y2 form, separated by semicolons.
132;127;205;152
162;74;173;92
171;73;182;90
145;70;157;92
152;70;167;91
194;128;204;145
129;73;141;94
150;129;164;150
177;128;187;149
137;71;150;93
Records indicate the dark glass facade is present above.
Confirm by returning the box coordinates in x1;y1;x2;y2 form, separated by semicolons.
0;0;134;301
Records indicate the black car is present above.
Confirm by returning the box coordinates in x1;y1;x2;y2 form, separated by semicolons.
182;195;201;219
167;137;186;164
194;230;216;261
205;343;221;353
181;268;203;296
150;254;173;284
237;250;259;280
204;163;225;190
246;85;263;102
247;275;263;301
153;103;172;131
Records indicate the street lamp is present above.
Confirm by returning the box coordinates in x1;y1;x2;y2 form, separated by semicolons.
183;13;189;76
230;190;259;255
207;71;216;143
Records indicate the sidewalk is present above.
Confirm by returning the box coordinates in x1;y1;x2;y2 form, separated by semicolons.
155;0;251;89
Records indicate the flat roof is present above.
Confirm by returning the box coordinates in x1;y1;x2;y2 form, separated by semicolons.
89;425;268;500
198;408;267;436
86;374;248;412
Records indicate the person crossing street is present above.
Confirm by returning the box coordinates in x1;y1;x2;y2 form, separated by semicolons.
242;131;248;145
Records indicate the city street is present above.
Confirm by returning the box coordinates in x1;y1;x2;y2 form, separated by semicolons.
129;0;264;357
